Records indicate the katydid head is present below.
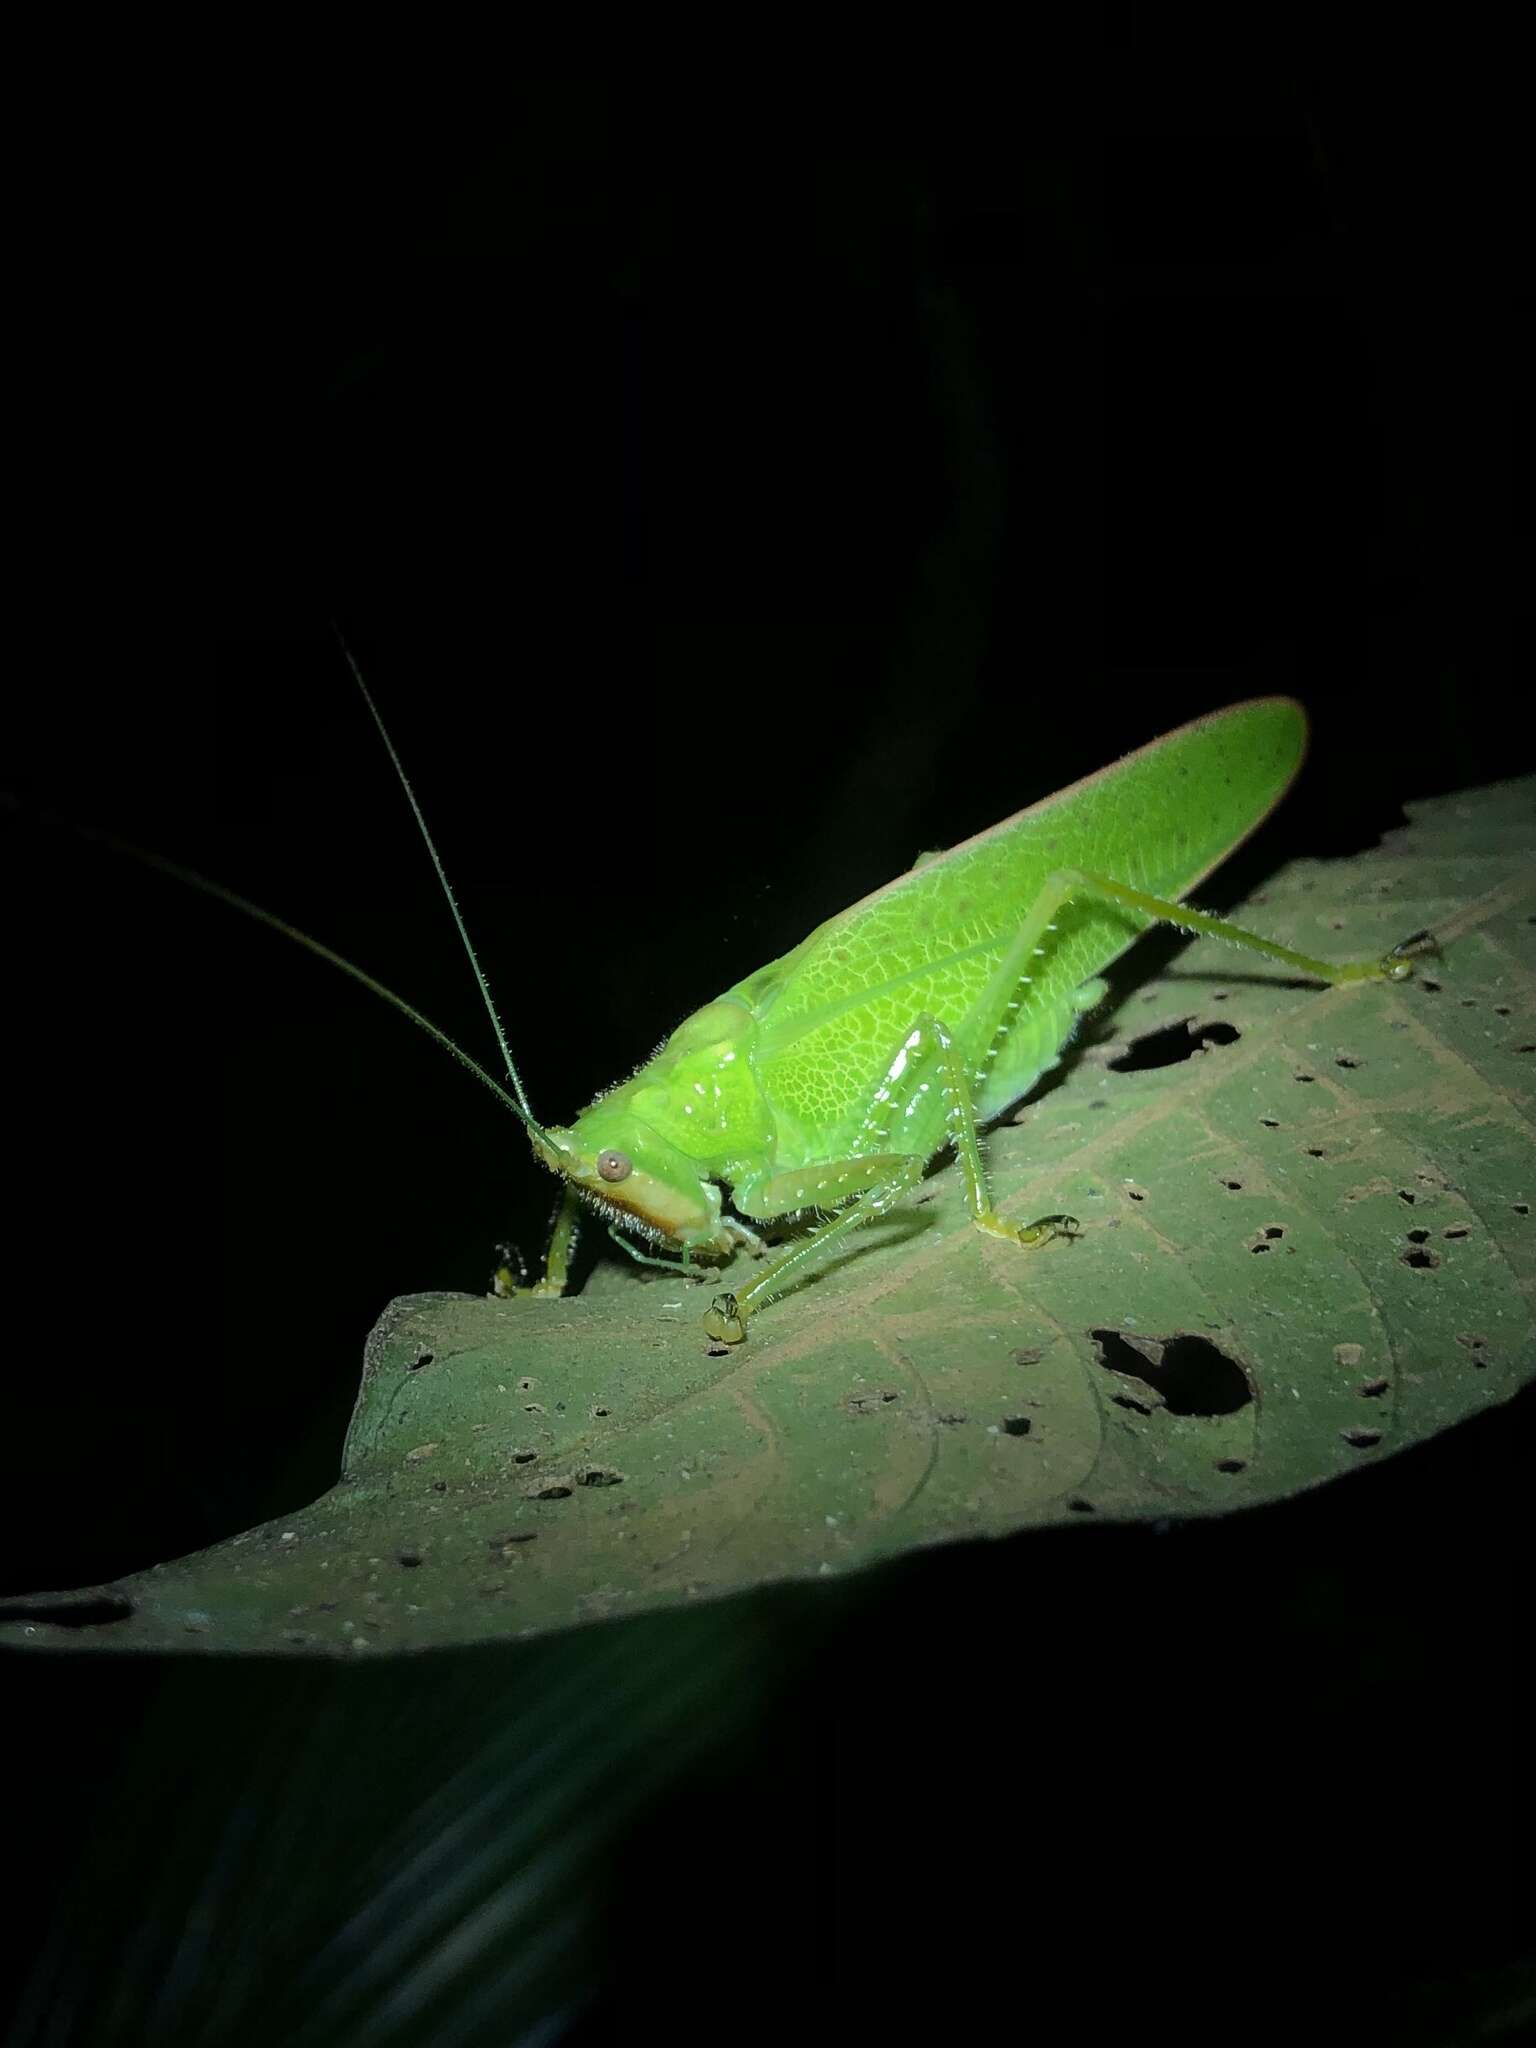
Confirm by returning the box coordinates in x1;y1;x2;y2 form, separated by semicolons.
532;1111;732;1254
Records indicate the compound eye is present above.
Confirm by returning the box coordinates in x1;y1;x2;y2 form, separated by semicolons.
596;1149;633;1183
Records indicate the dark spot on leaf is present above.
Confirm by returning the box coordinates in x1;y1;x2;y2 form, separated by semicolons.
0;1594;134;1628
1011;1347;1044;1367
1341;1428;1382;1450
1359;1378;1391;1398
518;1378;535;1392
511;1449;538;1464
1305;1147;1327;1158
576;1466;623;1487
1492;1004;1512;1016
490;1532;538;1548
1260;1118;1280;1128
431;1480;448;1493
1442;1225;1471;1240
1514;1204;1530;1217
847;1389;900;1414
1419;978;1442;993
1335;1055;1362;1069
1000;1416;1033;1436
1067;1498;1096;1514
1214;1458;1246;1474
534;1483;573;1500
1090;1329;1251;1416
1294;1072;1315;1084
1112;1393;1154;1416
592;1405;611;1418
397;1551;423;1568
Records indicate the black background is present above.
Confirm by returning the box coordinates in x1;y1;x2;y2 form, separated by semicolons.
4;22;1529;2042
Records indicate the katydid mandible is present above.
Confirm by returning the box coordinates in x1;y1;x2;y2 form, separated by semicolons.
145;673;1423;1344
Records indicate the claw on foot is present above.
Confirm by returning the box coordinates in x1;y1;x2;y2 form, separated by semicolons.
1380;927;1437;981
703;1292;748;1345
981;1210;1081;1249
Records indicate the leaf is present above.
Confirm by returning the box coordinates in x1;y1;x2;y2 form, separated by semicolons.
9;778;1533;1655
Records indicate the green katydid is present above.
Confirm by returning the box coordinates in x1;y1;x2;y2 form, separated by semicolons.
129;669;1424;1344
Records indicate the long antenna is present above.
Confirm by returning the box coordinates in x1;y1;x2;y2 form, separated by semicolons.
330;624;539;1127
26;812;545;1138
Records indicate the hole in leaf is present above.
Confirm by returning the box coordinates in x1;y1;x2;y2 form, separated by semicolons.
1341;1428;1382;1450
1219;1177;1243;1191
1111;1393;1153;1416
397;1551;423;1568
1515;1204;1530;1217
1067;1498;1096;1514
1294;1072;1316;1084
1398;1190;1416;1204
0;1595;134;1629
1305;1147;1327;1158
510;1449;538;1464
1108;1019;1241;1072
533;1483;573;1500
1000;1416;1033;1436
1442;1225;1471;1240
1335;1055;1362;1069
1090;1329;1251;1416
1493;1004;1512;1016
576;1466;624;1487
1214;1458;1246;1474
1260;1117;1280;1128
1400;1245;1441;1270
407;1353;434;1372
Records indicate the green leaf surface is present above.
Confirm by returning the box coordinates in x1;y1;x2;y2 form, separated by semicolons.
12;779;1533;1655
